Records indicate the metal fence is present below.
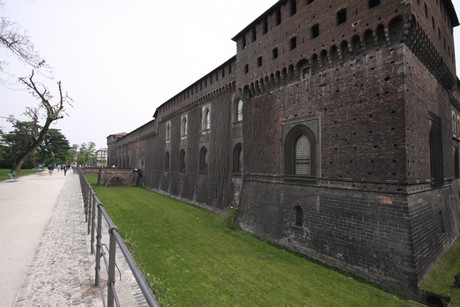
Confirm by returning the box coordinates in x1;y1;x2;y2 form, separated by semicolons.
78;169;160;307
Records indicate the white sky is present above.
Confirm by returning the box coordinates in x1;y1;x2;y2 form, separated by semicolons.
0;0;460;149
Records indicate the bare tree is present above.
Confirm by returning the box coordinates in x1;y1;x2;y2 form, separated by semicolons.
0;18;46;72
6;70;72;172
0;2;49;82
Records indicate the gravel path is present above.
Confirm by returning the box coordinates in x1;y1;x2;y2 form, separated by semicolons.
3;172;150;306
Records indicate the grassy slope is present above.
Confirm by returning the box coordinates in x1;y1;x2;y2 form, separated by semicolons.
420;238;460;306
93;185;417;306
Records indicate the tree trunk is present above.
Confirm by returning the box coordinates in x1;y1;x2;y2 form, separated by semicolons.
14;118;52;173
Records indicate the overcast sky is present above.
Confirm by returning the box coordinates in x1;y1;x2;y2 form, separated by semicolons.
1;0;460;150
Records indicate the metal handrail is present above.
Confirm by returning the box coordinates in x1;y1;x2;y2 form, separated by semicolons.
78;169;160;307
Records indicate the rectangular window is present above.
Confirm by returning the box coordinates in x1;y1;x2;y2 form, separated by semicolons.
244;64;249;73
311;24;319;39
290;0;297;16
369;0;380;9
252;28;257;42
272;48;278;59
276;8;282;25
337;9;347;25
263;19;268;34
257;56;263;67
290;37;297;50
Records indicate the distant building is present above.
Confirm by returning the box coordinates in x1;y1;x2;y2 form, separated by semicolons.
108;0;460;297
95;148;108;167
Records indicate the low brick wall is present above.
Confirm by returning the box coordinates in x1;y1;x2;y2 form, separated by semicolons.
79;168;134;186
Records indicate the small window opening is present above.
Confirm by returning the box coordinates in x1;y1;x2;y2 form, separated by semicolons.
263;19;268;34
290;37;297;50
311;24;319;39
252;28;257;42
290;0;297;16
257;56;263;67
276;8;282;25
272;48;279;59
244;64;249;74
337;8;347;25
294;206;303;226
369;0;380;9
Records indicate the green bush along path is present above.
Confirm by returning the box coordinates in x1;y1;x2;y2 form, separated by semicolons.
0;168;39;181
93;185;417;306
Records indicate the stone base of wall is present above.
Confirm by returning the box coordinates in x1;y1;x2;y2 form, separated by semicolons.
238;177;460;297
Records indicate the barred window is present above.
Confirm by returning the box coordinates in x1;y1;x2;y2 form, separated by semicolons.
237;99;243;122
284;124;316;176
295;135;311;175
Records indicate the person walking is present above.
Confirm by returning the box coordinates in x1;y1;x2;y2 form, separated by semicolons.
47;165;54;176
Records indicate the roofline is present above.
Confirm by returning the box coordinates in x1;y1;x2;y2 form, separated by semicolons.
153;55;237;117
231;0;459;42
232;0;283;41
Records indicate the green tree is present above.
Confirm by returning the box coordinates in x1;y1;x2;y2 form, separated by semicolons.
36;128;70;166
77;141;96;166
0;120;38;169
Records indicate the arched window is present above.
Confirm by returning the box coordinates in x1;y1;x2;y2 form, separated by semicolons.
165;151;170;171
179;149;186;173
166;122;171;141
236;99;243;122
203;108;211;130
199;146;208;172
284;124;316;176
181;116;187;137
294;206;303;226
233;143;243;173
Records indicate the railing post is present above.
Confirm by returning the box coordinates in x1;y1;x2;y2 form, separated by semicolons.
90;194;96;255
87;190;92;235
107;226;117;307
85;187;89;222
95;204;103;287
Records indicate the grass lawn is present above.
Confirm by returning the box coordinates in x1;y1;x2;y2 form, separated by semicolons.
0;168;40;181
420;238;460;306
92;184;419;306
